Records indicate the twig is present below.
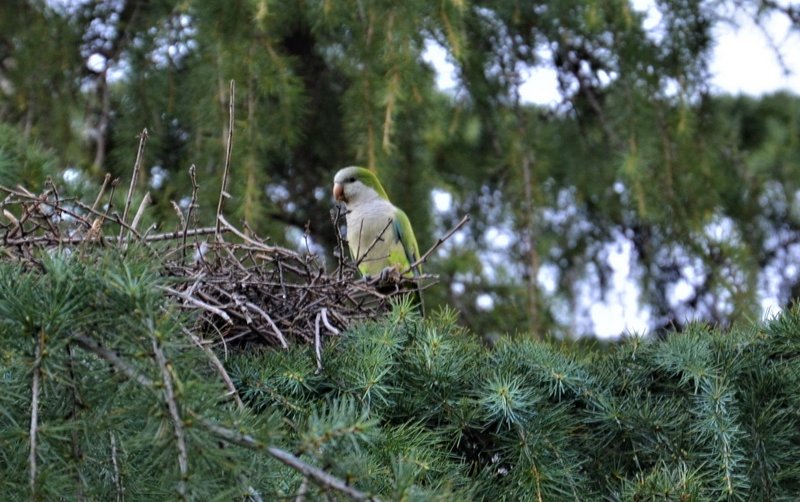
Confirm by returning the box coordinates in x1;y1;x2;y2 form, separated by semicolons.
217;214;278;252
65;342;87;502
182;327;244;409
164;286;233;324
29;330;44;496
354;217;393;270
295;477;310;502
3;226;224;247
182;165;198;260
170;200;186;229
130;191;151;235
320;308;340;335
314;312;323;372
244;301;288;349
332;207;348;280
192;412;382;501
151;335;189;500
405;214;470;274
266;447;380;502
120;128;148;240
215;80;235;242
110;432;124;502
91;173;112;213
72;334;154;387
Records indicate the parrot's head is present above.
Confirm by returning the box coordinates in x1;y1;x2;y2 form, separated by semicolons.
333;166;389;206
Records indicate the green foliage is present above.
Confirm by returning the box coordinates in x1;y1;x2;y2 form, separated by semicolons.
0;250;288;500
1;248;799;498
3;0;800;336
0;123;58;188
230;304;800;500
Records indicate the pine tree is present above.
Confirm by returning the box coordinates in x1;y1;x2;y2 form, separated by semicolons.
1;243;800;499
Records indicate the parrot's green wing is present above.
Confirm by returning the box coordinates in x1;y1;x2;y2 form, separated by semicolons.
393;208;421;275
393;208;425;315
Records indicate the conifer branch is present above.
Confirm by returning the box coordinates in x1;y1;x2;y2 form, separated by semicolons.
73;327;374;500
181;327;244;408
72;334;154;387
109;432;124;502
151;335;189;500
187;412;380;501
266;447;381;502
28;330;44;497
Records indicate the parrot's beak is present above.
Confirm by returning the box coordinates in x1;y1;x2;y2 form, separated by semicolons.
333;183;345;202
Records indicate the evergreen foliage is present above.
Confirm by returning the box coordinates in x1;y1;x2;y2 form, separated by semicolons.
2;249;800;499
235;302;800;500
2;1;800;336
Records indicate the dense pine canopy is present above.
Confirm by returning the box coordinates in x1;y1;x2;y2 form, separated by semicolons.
1;1;799;336
3;2;800;499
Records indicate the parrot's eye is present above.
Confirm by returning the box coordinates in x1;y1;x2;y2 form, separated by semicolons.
348;176;356;183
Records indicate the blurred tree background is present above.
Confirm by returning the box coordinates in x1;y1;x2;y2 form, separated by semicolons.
1;0;799;338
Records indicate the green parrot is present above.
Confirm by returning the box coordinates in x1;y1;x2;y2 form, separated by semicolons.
333;166;424;313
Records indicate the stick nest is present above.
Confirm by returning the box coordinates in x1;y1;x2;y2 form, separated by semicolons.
0;173;430;351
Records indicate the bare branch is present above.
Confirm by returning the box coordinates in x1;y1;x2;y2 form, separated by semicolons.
91;173;112;213
215;81;235;242
182;164;198;260
130;191;151;235
314;312;323;372
164;286;233;324
354;217;394;270
120;128;148;240
405;214;470;274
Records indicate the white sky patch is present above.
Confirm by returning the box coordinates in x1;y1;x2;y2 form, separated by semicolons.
150;165;168;189
588;235;650;339
631;0;664;37
87;53;107;73
537;263;559;295
422;39;460;94
710;6;800;96
425;2;800;104
517;46;562;106
432;188;453;213
62;167;82;185
485;227;512;249
476;293;494;311
704;213;737;243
